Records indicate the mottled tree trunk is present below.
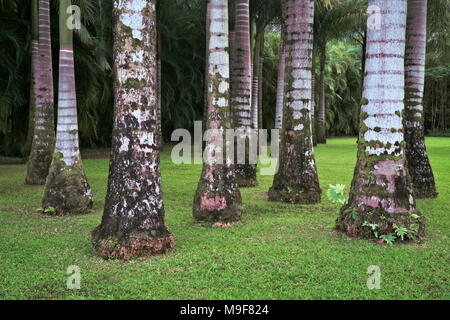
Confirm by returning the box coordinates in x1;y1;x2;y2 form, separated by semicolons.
193;0;242;223
268;0;321;204
404;0;437;198
337;0;426;241
92;0;174;260
203;1;211;131
229;0;236;128
24;0;39;158
274;0;286;130
231;0;257;187
312;74;318;147
258;32;264;130
317;46;327;144
41;0;93;215
156;13;163;150
26;0;56;185
251;31;262;130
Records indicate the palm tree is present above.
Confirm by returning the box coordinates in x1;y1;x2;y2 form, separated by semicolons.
41;0;93;215
24;0;38;158
230;0;257;187
274;0;286;130
26;0;56;185
92;0;174;260
404;0;438;198
268;0;321;204
337;0;426;241
193;0;242;223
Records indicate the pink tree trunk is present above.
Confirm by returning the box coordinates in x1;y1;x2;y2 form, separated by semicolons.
92;0;174;260
26;0;56;185
231;0;257;187
41;0;93;215
337;0;425;241
404;0;438;198
193;0;242;223
268;0;321;204
274;0;286;130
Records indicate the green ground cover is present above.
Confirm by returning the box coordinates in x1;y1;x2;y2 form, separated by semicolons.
0;138;448;299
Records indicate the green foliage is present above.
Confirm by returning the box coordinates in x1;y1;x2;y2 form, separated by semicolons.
380;233;397;246
327;184;346;205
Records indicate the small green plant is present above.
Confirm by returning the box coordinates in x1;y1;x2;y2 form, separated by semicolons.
327;184;347;205
393;223;409;241
44;206;56;214
380;233;397;245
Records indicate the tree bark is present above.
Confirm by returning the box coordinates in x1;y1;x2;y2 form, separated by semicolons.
26;0;56;185
24;0;39;158
317;45;327;144
404;0;437;198
258;31;264;130
251;31;262;130
230;0;257;187
193;0;242;223
311;74;317;146
41;0;93;215
92;0;174;260
268;0;321;204
274;0;286;130
156;4;163;150
337;0;425;241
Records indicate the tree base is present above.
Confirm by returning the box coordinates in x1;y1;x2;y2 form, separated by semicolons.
42;155;93;215
336;206;426;242
414;187;438;199
268;187;321;204
237;178;258;188
91;227;175;260
193;201;242;224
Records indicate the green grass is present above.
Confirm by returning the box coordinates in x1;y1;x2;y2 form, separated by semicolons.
0;137;448;300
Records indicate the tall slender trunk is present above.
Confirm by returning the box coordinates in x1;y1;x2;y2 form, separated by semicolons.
203;1;211;131
274;0;286;130
229;0;236;128
24;0;39;158
92;0;174;260
156;14;163;150
317;45;327;144
231;0;257;187
337;0;425;241
404;0;437;198
26;0;56;185
311;74;317;146
251;31;262;129
193;0;242;223
268;0;321;204
41;0;93;215
258;31;264;130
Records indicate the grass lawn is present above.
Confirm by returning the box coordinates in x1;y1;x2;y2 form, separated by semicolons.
0;137;448;300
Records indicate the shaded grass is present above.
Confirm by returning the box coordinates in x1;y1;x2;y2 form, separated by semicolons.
0;137;448;299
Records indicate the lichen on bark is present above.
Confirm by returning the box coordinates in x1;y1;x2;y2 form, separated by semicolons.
403;0;438;199
26;0;56;185
268;0;321;204
193;0;242;224
92;0;174;260
337;0;426;242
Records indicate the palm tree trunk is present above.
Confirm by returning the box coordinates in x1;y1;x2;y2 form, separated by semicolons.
337;0;425;241
274;0;286;130
258;31;264;130
311;74;317;146
41;0;93;215
156;12;163;150
231;0;257;187
24;0;39;158
404;0;437;198
193;0;242;223
251;31;262;129
268;0;321;204
26;0;56;185
203;1;211;131
317;45;327;144
92;0;174;260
